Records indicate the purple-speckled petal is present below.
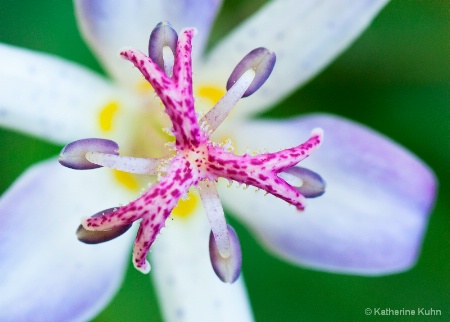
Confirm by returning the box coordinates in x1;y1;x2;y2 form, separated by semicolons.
209;224;242;284
198;0;389;118
0;159;134;322
219;114;436;275
59;138;119;170
226;47;276;98
0;43;125;144
151;209;254;321
74;0;223;87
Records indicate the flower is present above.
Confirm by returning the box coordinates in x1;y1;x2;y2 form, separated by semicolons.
0;1;436;322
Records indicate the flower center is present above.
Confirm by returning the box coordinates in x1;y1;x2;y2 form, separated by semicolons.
59;21;326;283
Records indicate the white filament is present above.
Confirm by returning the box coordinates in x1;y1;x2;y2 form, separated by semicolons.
198;181;231;258
201;69;255;133
85;152;162;175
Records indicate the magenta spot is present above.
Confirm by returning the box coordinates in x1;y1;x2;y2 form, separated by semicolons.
250;159;263;165
208;164;222;171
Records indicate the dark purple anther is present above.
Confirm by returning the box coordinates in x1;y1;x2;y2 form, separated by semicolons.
282;166;326;198
209;224;242;284
76;207;132;244
58;138;119;170
148;21;178;72
226;47;276;97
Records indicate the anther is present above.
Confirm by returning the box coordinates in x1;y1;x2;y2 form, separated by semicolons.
148;21;178;76
76;208;132;244
59;138;119;170
279;167;326;198
209;224;242;284
226;47;276;97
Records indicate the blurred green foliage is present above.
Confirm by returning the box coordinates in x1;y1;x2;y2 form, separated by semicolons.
0;1;448;321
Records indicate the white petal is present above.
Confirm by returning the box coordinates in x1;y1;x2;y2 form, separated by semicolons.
151;209;254;322
219;114;436;274
199;0;388;117
0;43;132;144
74;0;223;87
0;159;135;322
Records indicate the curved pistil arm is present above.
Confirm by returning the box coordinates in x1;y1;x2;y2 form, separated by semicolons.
205;128;323;211
121;28;204;148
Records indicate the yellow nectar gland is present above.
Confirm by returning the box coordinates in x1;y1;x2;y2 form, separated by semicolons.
113;169;140;191
196;85;225;116
197;85;224;105
99;101;120;132
172;188;199;218
136;80;154;94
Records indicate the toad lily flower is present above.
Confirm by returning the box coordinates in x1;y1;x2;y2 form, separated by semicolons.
0;1;436;322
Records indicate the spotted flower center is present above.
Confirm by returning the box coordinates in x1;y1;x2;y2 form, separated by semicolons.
59;22;325;283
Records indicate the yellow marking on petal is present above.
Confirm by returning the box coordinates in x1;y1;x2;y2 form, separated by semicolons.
172;188;199;218
196;85;226;116
198;86;225;105
136;80;154;93
99;101;119;132
113;170;140;191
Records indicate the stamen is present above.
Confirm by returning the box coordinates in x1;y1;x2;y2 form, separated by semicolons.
59;138;119;170
280;167;326;198
148;21;178;76
85;152;162;175
226;47;276;97
201;69;255;133
209;224;242;284
76;208;132;244
198;181;231;258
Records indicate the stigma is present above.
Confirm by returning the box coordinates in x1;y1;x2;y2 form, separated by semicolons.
59;22;325;283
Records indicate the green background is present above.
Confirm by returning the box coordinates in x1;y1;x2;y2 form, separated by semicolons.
0;1;448;321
